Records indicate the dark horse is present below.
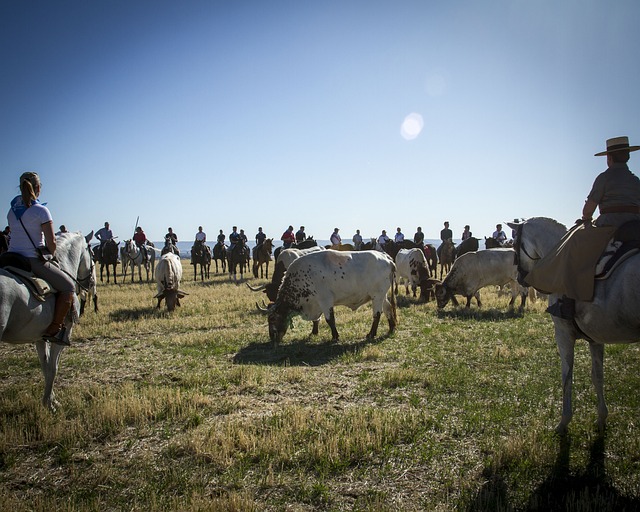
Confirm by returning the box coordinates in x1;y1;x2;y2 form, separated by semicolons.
191;240;211;281
252;238;273;278
273;236;317;262
161;239;180;256
212;241;227;273
94;239;119;283
227;239;249;283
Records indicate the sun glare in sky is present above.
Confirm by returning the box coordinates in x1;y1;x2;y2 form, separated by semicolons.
400;112;424;141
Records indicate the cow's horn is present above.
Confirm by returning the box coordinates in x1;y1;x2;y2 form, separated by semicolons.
256;300;274;313
246;282;266;292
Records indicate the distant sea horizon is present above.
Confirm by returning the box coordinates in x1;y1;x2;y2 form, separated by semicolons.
153;238;462;259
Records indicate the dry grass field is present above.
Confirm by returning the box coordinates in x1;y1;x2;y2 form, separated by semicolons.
1;259;640;511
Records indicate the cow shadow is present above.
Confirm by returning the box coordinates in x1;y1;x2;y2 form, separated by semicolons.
233;333;389;366
437;307;525;322
466;433;640;511
109;306;158;322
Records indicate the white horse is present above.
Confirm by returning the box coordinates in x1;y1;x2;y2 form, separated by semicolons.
509;217;640;433
0;231;94;410
123;239;154;282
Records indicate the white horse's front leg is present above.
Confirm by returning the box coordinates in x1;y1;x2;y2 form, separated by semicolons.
554;318;577;434
589;342;608;431
35;340;64;411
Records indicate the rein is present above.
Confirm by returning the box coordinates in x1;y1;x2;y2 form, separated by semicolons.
512;223;540;286
46;242;94;293
127;243;145;265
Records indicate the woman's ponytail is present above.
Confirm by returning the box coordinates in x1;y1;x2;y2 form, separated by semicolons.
19;172;40;207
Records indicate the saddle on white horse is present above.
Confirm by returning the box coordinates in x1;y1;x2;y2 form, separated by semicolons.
525;220;640;301
0;252;54;301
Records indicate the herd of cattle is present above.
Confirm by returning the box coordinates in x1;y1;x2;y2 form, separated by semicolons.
89;234;530;344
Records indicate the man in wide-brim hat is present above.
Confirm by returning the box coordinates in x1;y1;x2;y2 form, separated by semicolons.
583;136;640;228
536;136;640;320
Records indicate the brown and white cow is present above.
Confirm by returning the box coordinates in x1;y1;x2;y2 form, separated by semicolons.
435;248;527;309
267;250;397;343
247;246;324;303
395;248;435;301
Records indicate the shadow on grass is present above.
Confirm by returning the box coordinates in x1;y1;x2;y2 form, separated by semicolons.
437;306;525;322
233;332;391;366
108;306;161;322
466;433;640;511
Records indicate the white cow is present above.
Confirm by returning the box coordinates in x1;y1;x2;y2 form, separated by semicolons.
435;248;527;309
267;250;397;343
247;245;324;303
395;248;434;301
154;253;187;311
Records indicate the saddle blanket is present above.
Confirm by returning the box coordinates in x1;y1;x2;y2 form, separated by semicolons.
524;224;616;301
1;266;53;301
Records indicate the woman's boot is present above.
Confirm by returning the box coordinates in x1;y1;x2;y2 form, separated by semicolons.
43;292;74;346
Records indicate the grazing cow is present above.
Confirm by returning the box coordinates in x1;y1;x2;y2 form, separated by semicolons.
247;246;324;303
154;253;188;311
395;248;435;301
435;248;527;309
266;250;397;343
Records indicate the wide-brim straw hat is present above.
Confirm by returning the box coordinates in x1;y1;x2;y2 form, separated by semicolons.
594;136;640;156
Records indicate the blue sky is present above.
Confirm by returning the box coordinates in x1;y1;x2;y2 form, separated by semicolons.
2;0;639;244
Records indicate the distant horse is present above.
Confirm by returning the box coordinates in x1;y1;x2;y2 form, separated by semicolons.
120;241;156;280
423;244;438;276
274;236;318;261
227;239;249;283
242;244;251;274
326;243;355;251
0;231;94;410
485;237;513;249
456;236;479;258
191;240;211;281
381;240;421;260
81;236;98;315
94;238;119;283
438;239;456;279
161;239;180;256
252;238;273;278
212;242;227;273
123;239;151;282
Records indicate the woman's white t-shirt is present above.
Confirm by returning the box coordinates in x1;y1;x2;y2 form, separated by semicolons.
7;199;52;258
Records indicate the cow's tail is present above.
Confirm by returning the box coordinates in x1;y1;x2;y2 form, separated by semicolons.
388;268;398;330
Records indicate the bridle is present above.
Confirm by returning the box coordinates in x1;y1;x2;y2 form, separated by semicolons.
512;223;540;286
52;242;94;293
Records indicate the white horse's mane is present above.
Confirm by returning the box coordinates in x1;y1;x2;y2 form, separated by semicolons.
527;216;567;231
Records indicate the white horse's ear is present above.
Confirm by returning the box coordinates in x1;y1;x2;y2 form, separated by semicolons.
85;231;94;243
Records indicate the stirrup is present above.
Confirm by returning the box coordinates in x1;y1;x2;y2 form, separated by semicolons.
42;326;70;346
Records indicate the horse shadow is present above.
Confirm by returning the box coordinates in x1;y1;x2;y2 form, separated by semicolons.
233;332;390;366
466;433;640;511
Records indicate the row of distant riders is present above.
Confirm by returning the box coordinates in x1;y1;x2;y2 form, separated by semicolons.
10;220;515;275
